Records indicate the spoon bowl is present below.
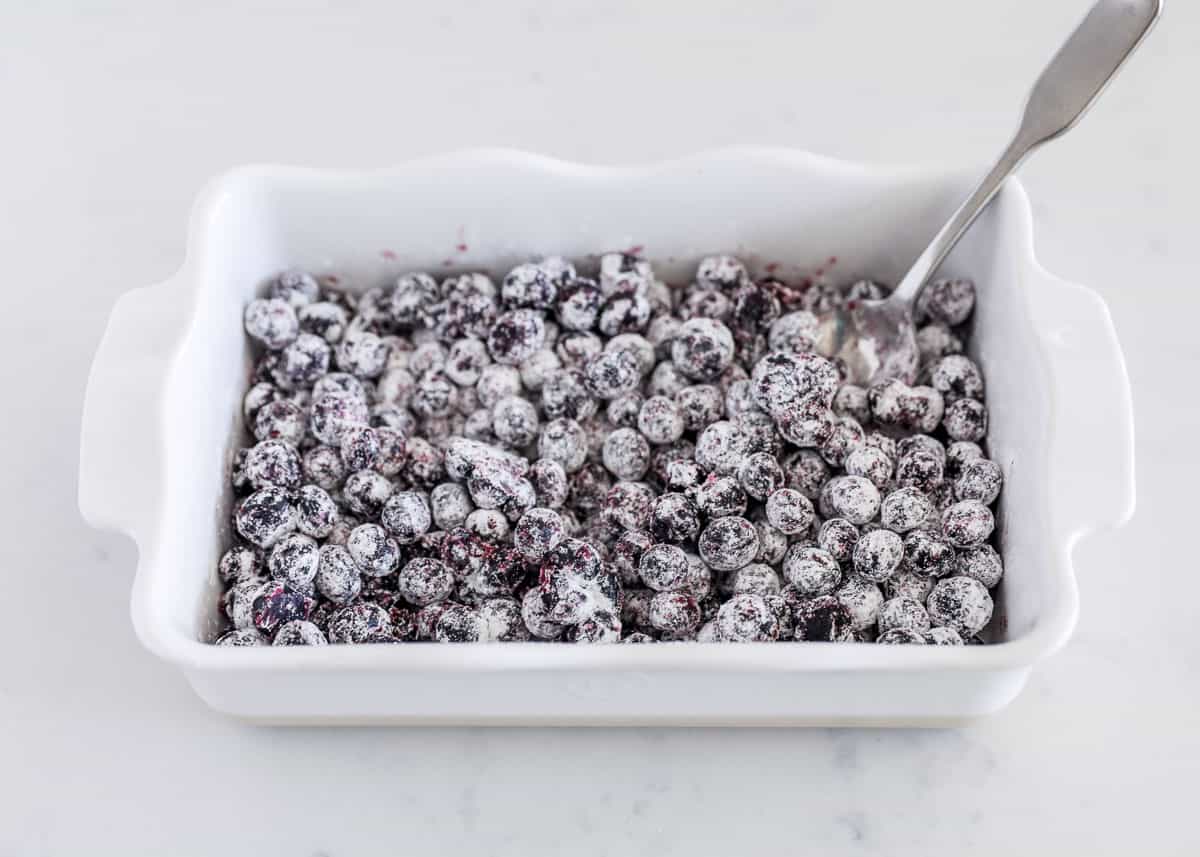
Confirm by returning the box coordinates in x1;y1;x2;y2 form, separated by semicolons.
816;295;918;385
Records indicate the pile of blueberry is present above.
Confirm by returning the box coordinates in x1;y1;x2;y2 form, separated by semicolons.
215;254;1002;647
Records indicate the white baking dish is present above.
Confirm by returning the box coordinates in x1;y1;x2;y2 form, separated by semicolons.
78;148;1134;725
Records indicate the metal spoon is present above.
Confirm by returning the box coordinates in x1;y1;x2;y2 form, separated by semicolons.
819;0;1162;385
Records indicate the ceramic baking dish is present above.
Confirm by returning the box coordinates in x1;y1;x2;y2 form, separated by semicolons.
78;148;1134;725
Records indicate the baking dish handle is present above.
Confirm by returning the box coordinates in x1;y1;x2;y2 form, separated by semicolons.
79;273;188;543
1032;272;1136;543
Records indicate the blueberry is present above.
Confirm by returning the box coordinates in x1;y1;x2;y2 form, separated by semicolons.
730;284;781;336
671;318;736;381
301;445;345;492
268;533;320;590
607;392;645;430
404;437;445;487
601;428;651;481
731;564;782;596
694;474;748;519
218;545;261;584
930;355;985;402
782;449;830;499
381;491;432;544
836;578;884;631
341;469;394;519
715;594;781;642
944;397;988;442
694;420;750;475
270;270;321;308
903;529;957;579
877;596;931;635
254;399;306;446
478;597;532;642
818;518;860;566
276;333;331;388
570;609;623;644
881;487;934;533
299;301;350;343
852;529;904;583
870;380;944;433
597;285;651;336
895;449;944;493
502;262;559;310
877;628;926;645
465;508;510;541
674;384;724;432
556;278;603;331
844;444;893;490
750;350;839;417
649;492;701;543
556;331;604;368
338;426;380;472
397;557;454;606
538;418;588;473
765;488;814;536
821;475;881;525
916;322;964;366
918;278;975;325
792;595;855;642
245;440;301;490
519;349;561;394
243;382;281;425
927;576;993;636
768;310;819;353
924;626;964;645
492;395;540;448
639;543;690;592
782;545;842;596
883;571;934;604
737;452;784;501
335;331;390;378
347;523;402;577
328;602;394;643
942;500;994;548
245;298;299;350
520;587;564;640
215;628;267;647
775;396;836;449
819;416;865;467
235;487;296;548
273;619;328;646
513;507;566;560
390;272;441;328
310;393;370;445
251;582;313;632
833;384;871;423
664;458;704;492
957;544;1004;588
648;591;702;635
488;309;546;366
530;458;569;508
315;545;363;605
695;255;749;292
410;369;459;419
604;481;654;531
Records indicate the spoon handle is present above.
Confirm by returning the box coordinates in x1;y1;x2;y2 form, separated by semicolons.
889;0;1161;308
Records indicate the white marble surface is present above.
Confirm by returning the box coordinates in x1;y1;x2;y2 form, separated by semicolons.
1;1;1196;854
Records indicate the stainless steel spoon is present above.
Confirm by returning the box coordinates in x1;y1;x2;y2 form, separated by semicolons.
820;0;1162;385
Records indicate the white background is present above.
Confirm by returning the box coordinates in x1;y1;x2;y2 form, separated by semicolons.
1;1;1196;854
